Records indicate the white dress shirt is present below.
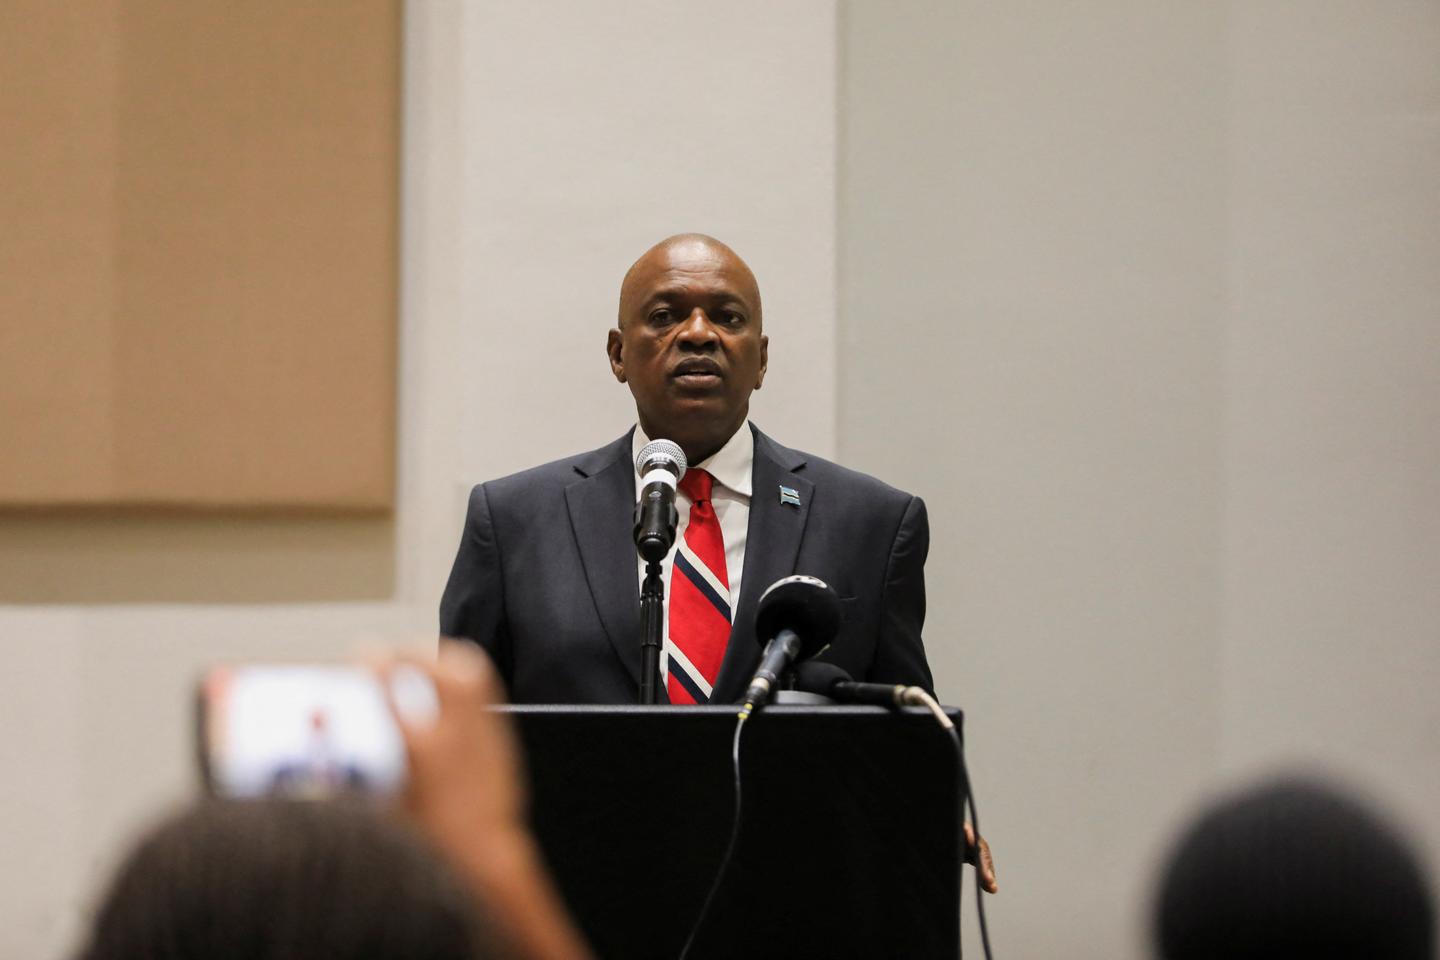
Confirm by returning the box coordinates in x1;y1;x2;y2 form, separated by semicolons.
632;423;753;695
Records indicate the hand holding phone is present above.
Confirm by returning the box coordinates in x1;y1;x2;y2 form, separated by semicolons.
198;643;593;960
199;664;436;798
378;643;593;960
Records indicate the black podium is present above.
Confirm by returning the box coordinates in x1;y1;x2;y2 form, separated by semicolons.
507;704;964;959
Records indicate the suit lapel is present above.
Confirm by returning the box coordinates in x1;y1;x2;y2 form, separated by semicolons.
712;426;812;702
564;433;649;693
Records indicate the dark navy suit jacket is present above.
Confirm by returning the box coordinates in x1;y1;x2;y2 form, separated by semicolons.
440;424;933;704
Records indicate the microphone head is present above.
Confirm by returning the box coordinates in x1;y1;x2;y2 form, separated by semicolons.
754;575;841;659
636;439;687;480
791;660;852;696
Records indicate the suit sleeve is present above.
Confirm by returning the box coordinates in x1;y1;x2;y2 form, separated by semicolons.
872;494;934;693
439;483;512;683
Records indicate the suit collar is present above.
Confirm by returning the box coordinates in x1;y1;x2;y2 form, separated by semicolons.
564;430;650;696
711;424;812;702
573;430;634;479
750;424;807;473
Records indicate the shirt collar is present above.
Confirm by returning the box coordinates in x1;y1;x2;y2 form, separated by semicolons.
631;421;754;499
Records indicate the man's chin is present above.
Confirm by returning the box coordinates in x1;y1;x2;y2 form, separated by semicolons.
639;403;747;452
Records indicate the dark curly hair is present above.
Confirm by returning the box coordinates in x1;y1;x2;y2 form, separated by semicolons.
1155;776;1434;960
75;798;494;960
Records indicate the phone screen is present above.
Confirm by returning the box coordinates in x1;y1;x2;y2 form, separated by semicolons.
199;665;426;798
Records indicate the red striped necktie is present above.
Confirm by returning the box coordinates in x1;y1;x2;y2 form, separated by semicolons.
667;469;731;704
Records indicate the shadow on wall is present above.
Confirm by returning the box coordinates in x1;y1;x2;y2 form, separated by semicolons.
0;514;395;604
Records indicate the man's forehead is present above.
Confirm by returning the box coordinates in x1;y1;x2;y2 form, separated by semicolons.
650;234;727;264
621;235;760;307
631;238;742;282
640;264;753;300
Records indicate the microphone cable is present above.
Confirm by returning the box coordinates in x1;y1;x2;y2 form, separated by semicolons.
902;686;995;960
677;709;748;960
678;692;995;960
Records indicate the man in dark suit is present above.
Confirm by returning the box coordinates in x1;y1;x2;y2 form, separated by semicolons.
441;233;932;705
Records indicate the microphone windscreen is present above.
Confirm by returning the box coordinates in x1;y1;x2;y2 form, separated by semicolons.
635;439;687;478
754;575;841;657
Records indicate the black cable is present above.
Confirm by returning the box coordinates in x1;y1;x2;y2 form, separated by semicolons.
946;723;993;960
677;711;748;960
679;700;992;960
905;689;994;960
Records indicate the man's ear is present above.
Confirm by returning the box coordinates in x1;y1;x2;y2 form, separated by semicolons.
755;334;769;390
607;328;626;383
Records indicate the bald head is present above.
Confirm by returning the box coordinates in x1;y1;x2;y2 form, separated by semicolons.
618;234;762;329
607;233;769;464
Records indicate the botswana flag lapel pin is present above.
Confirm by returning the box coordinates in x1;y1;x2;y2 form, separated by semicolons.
779;484;802;507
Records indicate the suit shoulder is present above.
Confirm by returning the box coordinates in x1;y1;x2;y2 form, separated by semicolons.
481;452;587;494
757;429;919;512
798;452;918;507
471;435;630;503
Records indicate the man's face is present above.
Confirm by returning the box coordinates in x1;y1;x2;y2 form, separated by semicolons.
608;238;768;463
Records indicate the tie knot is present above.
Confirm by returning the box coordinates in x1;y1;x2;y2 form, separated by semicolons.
679;468;714;504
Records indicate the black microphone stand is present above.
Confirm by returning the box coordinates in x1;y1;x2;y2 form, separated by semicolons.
638;559;665;704
632;447;681;705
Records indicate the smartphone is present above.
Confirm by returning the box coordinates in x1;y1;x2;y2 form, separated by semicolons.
197;664;436;798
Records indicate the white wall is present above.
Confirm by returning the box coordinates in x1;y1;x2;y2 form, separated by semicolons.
1216;0;1440;850
840;3;1228;955
840;2;1439;958
0;3;838;957
453;0;838;483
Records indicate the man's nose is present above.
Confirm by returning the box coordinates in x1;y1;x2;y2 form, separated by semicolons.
676;309;718;348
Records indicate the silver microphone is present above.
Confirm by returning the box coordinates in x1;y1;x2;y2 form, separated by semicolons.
633;440;688;562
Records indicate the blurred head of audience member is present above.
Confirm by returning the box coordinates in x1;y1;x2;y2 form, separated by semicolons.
75;798;490;960
1155;776;1434;960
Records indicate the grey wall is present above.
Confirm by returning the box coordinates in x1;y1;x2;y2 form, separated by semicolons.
2;3;1436;959
840;2;1439;957
1216;0;1440;863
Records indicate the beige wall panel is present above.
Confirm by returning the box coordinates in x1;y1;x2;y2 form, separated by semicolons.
0;514;394;604
0;0;120;502
0;0;399;511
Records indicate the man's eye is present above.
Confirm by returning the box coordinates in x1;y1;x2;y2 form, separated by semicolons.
721;311;744;325
649;309;672;324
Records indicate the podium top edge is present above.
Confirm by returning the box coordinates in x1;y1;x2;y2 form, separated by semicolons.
497;703;962;720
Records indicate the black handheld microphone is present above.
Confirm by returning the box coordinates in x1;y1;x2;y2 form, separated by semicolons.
792;660;915;707
741;575;841;718
633;440;687;562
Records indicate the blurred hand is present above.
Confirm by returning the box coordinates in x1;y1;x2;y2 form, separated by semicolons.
380;641;526;851
377;641;594;960
965;823;999;894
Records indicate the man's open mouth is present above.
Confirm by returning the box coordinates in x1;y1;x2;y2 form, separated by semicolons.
671;360;723;383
